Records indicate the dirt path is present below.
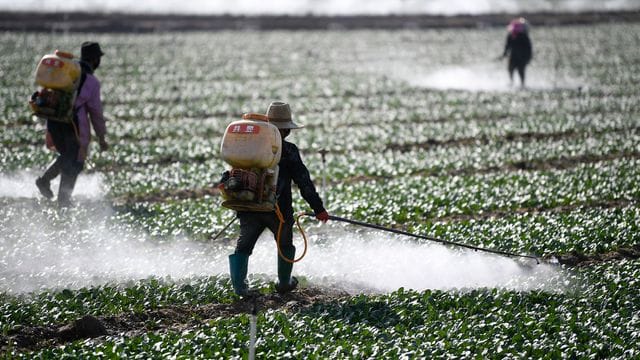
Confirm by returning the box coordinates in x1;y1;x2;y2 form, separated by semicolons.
0;286;348;354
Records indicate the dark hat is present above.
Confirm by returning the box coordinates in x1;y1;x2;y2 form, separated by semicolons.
265;101;303;129
81;42;104;60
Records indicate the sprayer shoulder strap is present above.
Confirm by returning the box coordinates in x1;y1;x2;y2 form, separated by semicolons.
72;70;88;114
77;70;87;96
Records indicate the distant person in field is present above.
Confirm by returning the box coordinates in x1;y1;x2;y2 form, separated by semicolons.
502;17;532;87
36;42;109;208
228;101;329;296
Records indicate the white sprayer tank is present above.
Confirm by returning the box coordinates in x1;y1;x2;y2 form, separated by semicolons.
220;114;282;169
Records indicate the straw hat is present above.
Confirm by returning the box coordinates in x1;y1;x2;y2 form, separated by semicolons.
265;101;303;129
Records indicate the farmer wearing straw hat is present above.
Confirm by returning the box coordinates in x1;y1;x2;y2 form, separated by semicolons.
228;101;329;296
502;17;533;87
35;41;109;208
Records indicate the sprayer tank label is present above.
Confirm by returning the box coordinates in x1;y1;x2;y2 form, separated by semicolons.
229;124;260;134
42;58;64;68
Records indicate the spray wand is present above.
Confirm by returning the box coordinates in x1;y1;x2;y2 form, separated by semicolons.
211;216;238;241
300;212;540;264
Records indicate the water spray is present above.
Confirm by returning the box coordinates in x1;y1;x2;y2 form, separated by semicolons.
300;212;540;264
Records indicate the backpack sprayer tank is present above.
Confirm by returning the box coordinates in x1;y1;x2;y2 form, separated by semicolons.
34;51;81;91
29;50;82;122
219;113;282;212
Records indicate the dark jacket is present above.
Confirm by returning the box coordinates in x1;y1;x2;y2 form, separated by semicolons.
503;33;532;65
276;141;325;221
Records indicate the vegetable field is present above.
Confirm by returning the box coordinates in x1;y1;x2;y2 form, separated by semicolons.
1;22;640;358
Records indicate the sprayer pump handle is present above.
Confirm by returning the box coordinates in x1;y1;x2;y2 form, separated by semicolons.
242;113;269;122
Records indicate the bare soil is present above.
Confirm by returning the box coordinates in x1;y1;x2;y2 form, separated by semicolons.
0;286;349;353
547;244;640;267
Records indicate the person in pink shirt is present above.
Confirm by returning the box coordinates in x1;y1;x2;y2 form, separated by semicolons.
36;42;109;208
502;18;533;87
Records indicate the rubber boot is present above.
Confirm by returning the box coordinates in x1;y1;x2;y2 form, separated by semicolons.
276;246;298;294
36;159;61;199
57;177;74;208
36;177;54;199
228;253;249;296
57;168;80;208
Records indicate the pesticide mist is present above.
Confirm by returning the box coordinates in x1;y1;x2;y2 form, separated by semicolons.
0;172;566;295
247;225;566;294
0;170;104;199
390;62;585;92
0;171;223;294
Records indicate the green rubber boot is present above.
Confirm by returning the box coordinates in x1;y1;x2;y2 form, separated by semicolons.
228;253;249;296
276;246;298;294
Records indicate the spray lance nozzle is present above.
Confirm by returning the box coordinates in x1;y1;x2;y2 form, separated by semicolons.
318;149;328;163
